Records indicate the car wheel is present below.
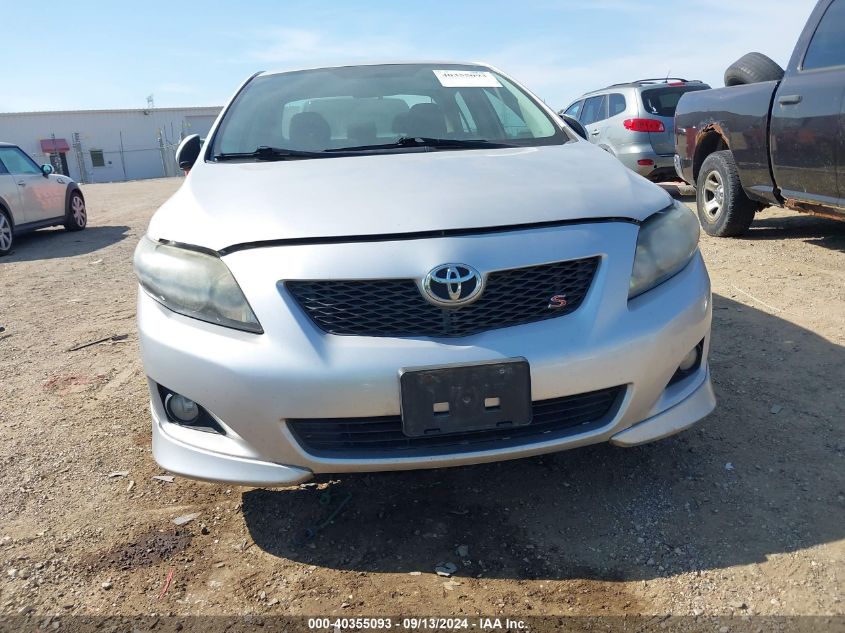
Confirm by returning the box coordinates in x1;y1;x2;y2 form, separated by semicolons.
0;209;13;256
696;151;756;237
724;52;784;86
64;191;87;231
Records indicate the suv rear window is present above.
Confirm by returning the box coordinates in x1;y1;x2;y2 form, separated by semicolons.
641;85;709;117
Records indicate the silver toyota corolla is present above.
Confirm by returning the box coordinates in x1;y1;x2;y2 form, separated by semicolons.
134;62;714;486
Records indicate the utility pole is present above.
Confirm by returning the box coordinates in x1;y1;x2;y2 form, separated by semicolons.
72;132;87;184
158;130;168;178
119;131;128;180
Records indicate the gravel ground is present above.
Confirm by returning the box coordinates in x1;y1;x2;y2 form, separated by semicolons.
0;178;843;628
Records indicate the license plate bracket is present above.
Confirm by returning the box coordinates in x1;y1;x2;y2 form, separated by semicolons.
399;359;532;438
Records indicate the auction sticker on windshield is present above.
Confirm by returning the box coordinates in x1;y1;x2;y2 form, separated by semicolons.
433;69;502;88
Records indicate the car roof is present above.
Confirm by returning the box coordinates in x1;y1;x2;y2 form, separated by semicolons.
571;78;709;101
0;142;19;148
260;60;493;77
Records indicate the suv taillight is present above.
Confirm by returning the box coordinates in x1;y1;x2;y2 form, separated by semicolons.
623;118;665;133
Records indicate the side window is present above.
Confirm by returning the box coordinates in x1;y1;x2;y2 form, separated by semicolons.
0;157;8;175
803;0;845;70
608;93;627;117
0;148;40;175
563;100;583;119
580;95;607;125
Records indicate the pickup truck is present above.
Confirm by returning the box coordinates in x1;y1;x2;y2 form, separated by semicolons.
674;0;845;236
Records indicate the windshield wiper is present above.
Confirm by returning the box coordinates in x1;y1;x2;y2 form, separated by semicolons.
213;146;329;161
326;137;516;152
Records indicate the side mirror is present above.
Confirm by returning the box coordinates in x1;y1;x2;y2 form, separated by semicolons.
41;163;54;177
175;134;202;173
560;114;588;140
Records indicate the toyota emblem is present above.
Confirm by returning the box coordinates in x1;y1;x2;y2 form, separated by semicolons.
422;264;483;307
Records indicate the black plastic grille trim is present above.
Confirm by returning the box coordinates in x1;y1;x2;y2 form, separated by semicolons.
285;257;599;338
288;385;623;458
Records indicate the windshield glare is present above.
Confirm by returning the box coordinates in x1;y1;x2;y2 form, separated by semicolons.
211;64;564;156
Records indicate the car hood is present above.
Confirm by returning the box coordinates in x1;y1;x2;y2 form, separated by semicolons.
148;142;671;252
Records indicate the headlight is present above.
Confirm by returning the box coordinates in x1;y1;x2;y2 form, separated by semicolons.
629;200;700;299
133;236;263;333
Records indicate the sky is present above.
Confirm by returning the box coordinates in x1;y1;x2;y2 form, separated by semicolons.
2;0;816;113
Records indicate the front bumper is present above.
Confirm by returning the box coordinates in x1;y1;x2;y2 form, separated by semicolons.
139;222;714;485
152;367;714;485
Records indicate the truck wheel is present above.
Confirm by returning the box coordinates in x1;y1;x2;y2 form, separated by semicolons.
724;52;784;86
696;151;756;237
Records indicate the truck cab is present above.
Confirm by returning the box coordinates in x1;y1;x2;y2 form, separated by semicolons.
675;0;845;236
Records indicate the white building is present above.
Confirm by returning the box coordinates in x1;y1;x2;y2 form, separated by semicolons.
0;106;221;183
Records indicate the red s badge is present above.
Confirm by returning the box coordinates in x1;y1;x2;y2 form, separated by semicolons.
547;294;568;309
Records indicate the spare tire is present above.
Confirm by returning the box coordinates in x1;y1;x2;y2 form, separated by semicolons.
724;52;784;86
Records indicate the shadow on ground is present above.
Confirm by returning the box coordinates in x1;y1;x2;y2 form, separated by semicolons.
243;295;844;581
662;184;845;253
744;212;845;252
2;225;130;262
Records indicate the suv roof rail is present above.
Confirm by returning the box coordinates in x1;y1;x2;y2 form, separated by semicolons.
603;78;703;88
633;77;691;84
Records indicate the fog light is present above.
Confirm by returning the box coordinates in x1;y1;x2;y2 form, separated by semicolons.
678;347;700;372
157;385;225;434
668;340;704;386
165;393;200;424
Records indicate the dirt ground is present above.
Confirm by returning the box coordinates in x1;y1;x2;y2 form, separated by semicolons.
0;178;843;628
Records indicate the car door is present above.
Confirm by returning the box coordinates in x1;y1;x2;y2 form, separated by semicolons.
770;0;845;208
603;92;629;154
0;157;24;226
0;146;65;223
579;95;608;146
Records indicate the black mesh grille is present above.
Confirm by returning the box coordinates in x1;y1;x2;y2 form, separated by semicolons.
288;385;623;458
285;257;599;338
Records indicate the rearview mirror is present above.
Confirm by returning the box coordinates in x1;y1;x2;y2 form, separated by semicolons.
41;163;54;176
175;134;202;173
559;114;588;140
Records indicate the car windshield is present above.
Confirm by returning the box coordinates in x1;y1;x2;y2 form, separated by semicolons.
210;63;565;158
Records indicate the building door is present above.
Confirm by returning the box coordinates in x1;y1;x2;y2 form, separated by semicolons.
49;152;69;176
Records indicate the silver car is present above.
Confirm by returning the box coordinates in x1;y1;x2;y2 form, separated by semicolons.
135;62;714;486
561;79;710;181
0;142;87;256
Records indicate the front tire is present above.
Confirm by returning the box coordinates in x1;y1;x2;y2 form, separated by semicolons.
0;210;13;256
64;191;87;231
696;151;756;237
